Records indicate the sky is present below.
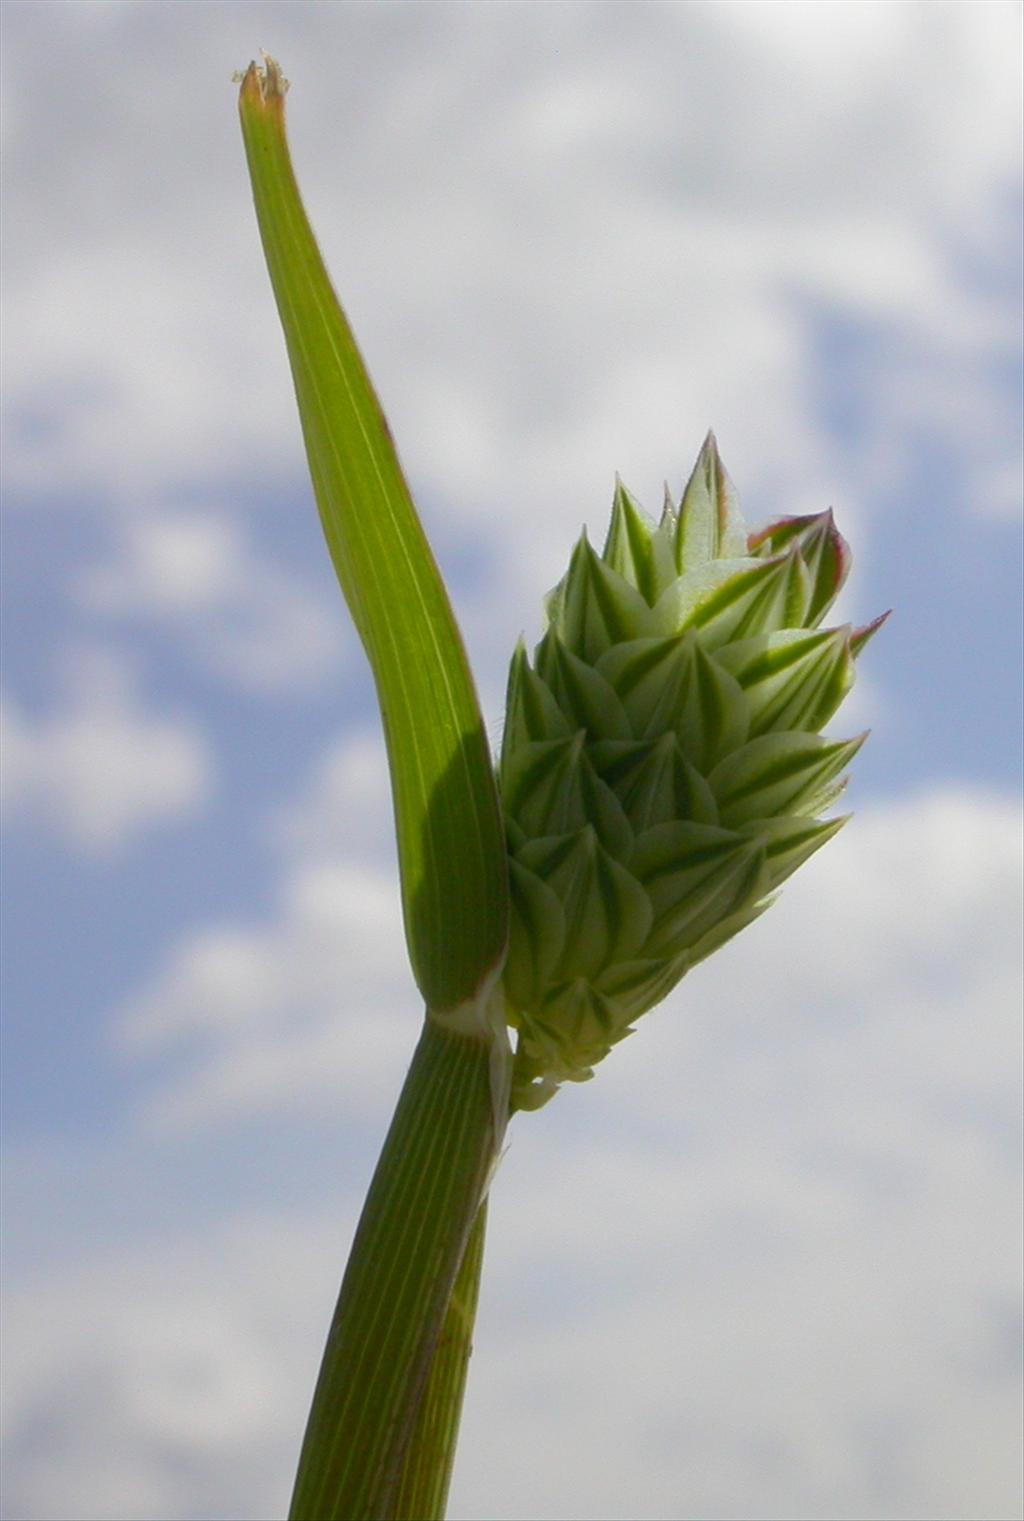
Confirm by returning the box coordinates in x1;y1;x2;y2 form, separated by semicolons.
1;2;1022;1519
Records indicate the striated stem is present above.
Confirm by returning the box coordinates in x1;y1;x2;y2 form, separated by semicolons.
388;1202;488;1521
290;1023;498;1521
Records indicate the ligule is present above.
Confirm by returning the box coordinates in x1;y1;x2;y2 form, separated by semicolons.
501;433;882;1106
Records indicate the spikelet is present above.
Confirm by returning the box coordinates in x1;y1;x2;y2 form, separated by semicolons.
499;434;885;1108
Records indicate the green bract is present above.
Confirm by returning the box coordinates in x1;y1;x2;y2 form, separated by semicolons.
500;433;884;1108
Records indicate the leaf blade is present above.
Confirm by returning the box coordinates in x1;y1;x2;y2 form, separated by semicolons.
238;60;507;1012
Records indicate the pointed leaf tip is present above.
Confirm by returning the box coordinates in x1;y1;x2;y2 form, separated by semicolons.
850;609;892;655
679;432;749;571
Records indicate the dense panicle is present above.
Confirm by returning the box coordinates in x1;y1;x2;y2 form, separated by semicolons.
499;433;880;1108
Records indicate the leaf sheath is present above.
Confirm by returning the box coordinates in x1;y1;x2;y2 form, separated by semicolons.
289;1024;497;1520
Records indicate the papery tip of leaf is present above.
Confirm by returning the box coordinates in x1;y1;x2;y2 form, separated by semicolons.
236;52;289;111
850;609;892;654
563;530;589;575
696;432;722;487
746;520;775;553
830;516;852;578
747;509;828;551
612;474;656;526
807;809;853;838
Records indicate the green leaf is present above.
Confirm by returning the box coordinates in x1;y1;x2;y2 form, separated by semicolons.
652;547;809;648
850;609;892;655
594;953;690;1022
683;546;812;646
523;980;618;1080
685;894;775;967
238;59;506;1014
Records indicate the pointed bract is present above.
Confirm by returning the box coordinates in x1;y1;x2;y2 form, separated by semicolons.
677;431;748;571
748;509;850;625
603;477;659;604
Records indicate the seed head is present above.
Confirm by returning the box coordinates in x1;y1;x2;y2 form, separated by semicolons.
500;433;885;1108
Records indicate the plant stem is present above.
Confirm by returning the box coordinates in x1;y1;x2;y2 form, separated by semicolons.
388;1203;488;1521
289;1023;499;1521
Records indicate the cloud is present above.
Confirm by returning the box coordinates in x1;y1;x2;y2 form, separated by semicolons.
1;5;1021;1519
3;0;1019;561
269;727;394;866
116;856;414;1130
75;507;347;694
0;1211;324;1521
2;648;213;852
114;726;402;1130
4;779;1021;1520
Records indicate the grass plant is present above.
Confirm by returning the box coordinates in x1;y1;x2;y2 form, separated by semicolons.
237;55;883;1521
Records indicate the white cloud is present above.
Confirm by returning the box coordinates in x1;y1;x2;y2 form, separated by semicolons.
270;727;393;867
75;507;348;694
0;1211;324;1521
116;857;415;1130
2;0;1019;578
114;728;406;1129
2;649;213;851
1;4;1021;1517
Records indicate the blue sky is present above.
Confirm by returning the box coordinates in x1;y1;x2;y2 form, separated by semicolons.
2;4;1022;1519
